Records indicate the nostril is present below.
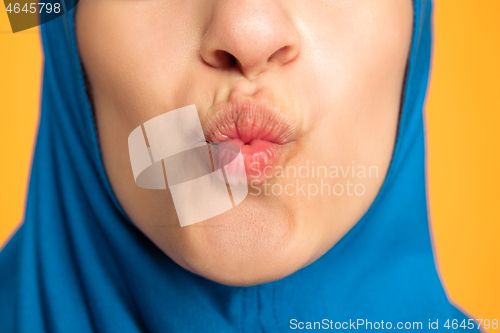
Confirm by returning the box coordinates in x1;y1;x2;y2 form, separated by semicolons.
214;50;238;69
269;45;298;65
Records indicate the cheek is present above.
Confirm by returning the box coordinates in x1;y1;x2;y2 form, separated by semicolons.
76;3;187;239
76;0;200;124
75;1;204;226
296;0;412;149
308;4;411;103
282;0;412;229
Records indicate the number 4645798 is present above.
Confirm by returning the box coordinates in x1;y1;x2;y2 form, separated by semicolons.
5;3;61;14
444;318;498;330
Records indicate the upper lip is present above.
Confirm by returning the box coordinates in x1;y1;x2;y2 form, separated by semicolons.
202;99;297;145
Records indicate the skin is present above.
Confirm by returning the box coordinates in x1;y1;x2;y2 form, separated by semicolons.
75;0;413;286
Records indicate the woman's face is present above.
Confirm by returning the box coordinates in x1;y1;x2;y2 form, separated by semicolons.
75;0;413;285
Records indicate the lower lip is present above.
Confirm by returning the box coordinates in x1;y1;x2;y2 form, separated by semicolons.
218;139;285;183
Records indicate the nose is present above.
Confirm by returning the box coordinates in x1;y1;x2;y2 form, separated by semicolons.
200;0;301;79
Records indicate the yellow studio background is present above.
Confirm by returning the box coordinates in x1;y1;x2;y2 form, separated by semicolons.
0;0;499;329
0;12;41;245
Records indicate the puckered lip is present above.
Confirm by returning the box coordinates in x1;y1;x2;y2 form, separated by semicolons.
202;99;297;145
202;99;298;183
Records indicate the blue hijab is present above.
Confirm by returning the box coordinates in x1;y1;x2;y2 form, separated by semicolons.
0;1;477;331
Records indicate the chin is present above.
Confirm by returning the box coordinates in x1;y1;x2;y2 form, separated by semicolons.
169;197;315;286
